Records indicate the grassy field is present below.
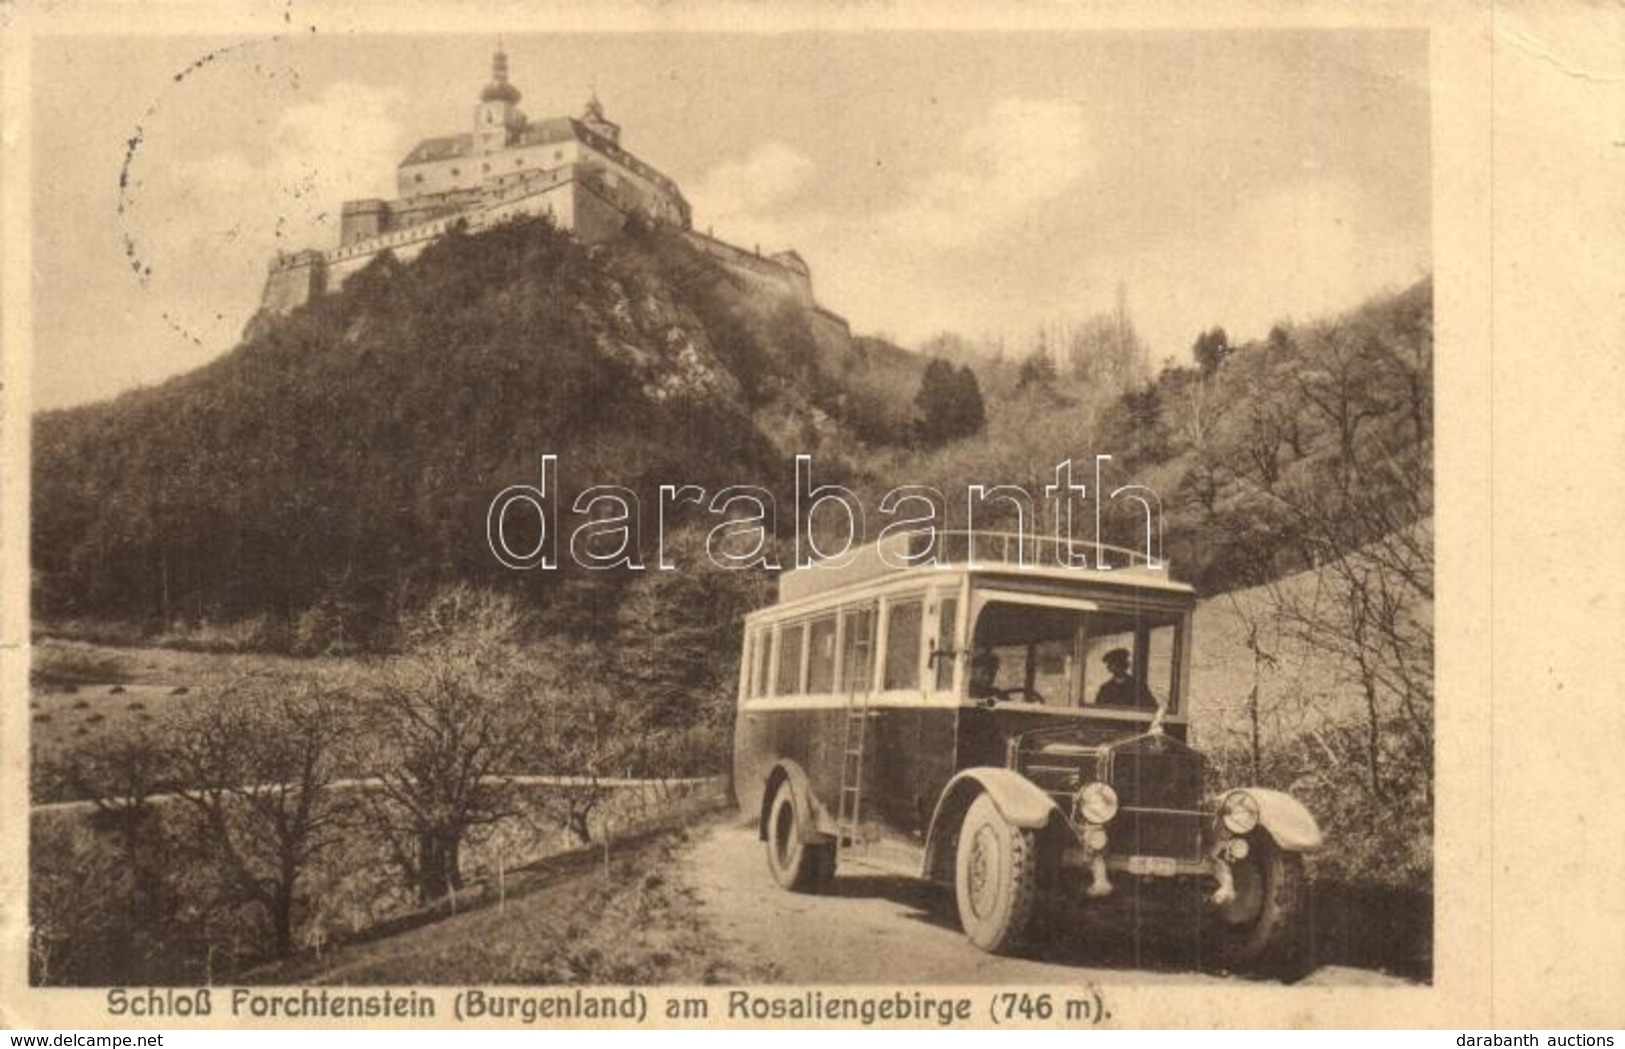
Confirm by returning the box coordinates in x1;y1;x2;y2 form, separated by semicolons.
28;639;370;797
1187;570;1359;750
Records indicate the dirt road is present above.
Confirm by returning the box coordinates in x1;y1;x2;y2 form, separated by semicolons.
684;818;1410;987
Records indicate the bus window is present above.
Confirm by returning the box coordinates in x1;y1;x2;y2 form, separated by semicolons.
1080;611;1181;712
1145;621;1179;713
807;615;838;694
752;627;772;698
839;606;876;694
1032;638;1073;701
883;599;923;691
972;601;1087;706
776;622;806;696
934;597;958;692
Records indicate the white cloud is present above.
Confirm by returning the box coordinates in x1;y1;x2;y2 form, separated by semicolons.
694;141;816;217
683;99;1095;344
173;81;407;253
875;97;1092;250
124;81;408;349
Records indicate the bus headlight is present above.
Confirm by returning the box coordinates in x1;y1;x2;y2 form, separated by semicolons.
1077;781;1118;824
1220;790;1260;836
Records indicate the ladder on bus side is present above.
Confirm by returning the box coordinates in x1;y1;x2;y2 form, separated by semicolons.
836;610;876;858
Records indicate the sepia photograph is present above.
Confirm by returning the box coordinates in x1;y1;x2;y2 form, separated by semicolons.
19;22;1435;993
2;1;1616;1034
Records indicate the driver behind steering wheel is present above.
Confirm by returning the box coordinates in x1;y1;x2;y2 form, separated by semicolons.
968;646;1041;704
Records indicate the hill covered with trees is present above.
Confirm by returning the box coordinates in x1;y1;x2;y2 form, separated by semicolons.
32;217;946;651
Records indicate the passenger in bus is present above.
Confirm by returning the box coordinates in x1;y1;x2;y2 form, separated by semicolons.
968;647;1001;700
1094;648;1157;708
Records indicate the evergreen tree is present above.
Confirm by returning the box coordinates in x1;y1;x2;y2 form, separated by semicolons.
1193;326;1233;376
914;358;986;446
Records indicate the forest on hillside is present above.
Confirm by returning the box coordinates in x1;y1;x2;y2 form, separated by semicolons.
33;219;916;643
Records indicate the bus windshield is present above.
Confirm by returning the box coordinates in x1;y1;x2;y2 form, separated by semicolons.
968;601;1181;714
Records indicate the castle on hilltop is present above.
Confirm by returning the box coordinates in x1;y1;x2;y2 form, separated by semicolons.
261;49;842;333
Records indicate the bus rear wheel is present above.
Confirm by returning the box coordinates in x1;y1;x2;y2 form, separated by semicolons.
765;779;834;892
954;793;1038;953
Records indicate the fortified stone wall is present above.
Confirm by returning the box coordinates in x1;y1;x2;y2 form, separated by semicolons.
260;250;327;314
679;229;816;307
259;167;844;342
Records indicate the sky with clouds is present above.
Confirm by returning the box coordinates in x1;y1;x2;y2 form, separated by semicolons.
32;30;1428;409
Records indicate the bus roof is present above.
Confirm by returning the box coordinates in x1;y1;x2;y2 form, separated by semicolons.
777;530;1195;605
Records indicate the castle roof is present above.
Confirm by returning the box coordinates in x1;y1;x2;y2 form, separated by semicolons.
399;134;475;166
769;249;810;274
514;116;585;148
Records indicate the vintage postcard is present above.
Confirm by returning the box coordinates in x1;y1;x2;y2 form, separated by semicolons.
1;0;1620;1033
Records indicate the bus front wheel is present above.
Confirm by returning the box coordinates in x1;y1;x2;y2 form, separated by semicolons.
954;793;1038;953
765;779;834;892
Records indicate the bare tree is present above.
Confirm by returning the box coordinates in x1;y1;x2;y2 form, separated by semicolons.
1221;593;1284;784
56;727;170;897
168;682;352;956
1290;323;1391;499
359;586;545;902
30;817;135;985
1227;294;1434;820
1261;435;1433;806
531;672;657;845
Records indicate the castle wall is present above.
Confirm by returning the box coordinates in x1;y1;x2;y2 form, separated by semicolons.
260;252;327;314
325;233;436;289
316;175;594;297
809;307;852;352
399;153;476;198
323;215;456;288
383;191;481;232
340;200;388;246
399;139;582;198
477;175;578;231
680;229;816;306
577;143;688;228
566;181;635;243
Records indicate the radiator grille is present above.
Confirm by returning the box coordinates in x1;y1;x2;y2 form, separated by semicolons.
1112;808;1205;862
1109;743;1204;811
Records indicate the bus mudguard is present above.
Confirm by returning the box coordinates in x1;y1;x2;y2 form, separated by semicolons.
921;768;1062;882
1236;787;1324;852
757;759;829;844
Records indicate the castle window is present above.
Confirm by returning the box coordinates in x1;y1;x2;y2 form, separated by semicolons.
482;163;490;173
414;173;424;183
555;150;563;161
451;167;460;176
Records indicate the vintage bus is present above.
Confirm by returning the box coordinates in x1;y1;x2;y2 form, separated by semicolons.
733;530;1323;966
